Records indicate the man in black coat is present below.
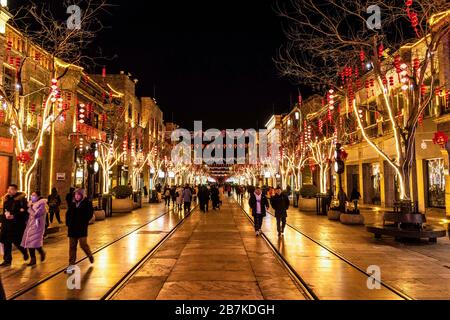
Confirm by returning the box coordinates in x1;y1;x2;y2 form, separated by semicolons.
270;187;290;236
0;184;29;266
211;185;220;210
248;187;269;236
65;189;94;273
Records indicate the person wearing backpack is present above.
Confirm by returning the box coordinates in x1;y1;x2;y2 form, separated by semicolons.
270;186;290;237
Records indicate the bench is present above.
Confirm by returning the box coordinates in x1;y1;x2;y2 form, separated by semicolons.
366;212;447;243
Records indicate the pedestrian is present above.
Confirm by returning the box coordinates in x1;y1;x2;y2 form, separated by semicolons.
48;187;62;224
164;185;171;207
182;184;192;213
65;189;94;273
176;186;183;212
248;187;269;236
239;186;245;202
171;186;177;207
350;187;361;212
0;184;29;267
270;187;290;237
65;187;75;208
211;185;220;210
21;191;47;266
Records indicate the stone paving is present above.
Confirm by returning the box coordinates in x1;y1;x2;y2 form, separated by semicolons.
1;202;170;298
114;199;307;300
260;197;450;300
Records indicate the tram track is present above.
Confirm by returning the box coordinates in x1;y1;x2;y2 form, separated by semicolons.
8;205;195;300
102;206;196;300
234;196;413;300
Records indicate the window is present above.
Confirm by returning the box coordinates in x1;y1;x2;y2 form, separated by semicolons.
426;158;445;208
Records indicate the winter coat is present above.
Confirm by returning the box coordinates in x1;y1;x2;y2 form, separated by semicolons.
182;188;192;203
176;188;183;205
21;198;47;249
210;187;219;202
66;198;94;238
270;193;290;218
249;193;269;217
0;192;28;243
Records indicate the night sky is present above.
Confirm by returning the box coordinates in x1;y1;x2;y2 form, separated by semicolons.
11;0;299;130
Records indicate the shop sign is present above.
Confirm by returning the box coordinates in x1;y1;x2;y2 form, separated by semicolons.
0;137;13;153
56;173;66;181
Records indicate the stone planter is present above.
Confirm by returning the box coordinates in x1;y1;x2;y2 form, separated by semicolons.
327;209;341;221
94;210;106;221
112;198;134;213
298;197;316;212
340;213;365;225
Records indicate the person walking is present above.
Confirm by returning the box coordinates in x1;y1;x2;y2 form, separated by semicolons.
249;187;269;236
170;186;177;207
211;185;220;210
21;191;47;266
182;184;192;213
0;184;29;266
48;187;62;224
65;189;94;273
164;185;171;207
270;187;290;237
175;186;183;212
198;185;206;212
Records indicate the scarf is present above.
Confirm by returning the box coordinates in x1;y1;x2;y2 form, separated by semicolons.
254;193;262;214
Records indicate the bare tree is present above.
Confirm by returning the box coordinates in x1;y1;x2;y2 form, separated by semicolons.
0;0;110;194
276;0;450;201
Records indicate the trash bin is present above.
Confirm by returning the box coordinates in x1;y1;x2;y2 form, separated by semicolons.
101;194;113;217
133;191;142;208
149;190;158;203
315;193;329;216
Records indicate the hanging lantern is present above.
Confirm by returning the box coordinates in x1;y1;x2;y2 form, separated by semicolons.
420;84;427;96
394;56;401;73
432;131;448;148
418;112;424;127
102;66;106;78
359;50;365;62
17;151;32;165
413;58;420;71
378;44;384;58
389;76;394;87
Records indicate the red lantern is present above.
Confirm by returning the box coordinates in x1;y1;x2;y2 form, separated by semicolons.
378;44;384;58
418;112;423;127
17;151;32;164
394;56;401;73
359;50;365;62
102;66;106;78
433;131;448;148
413;58;420;70
389;76;394;87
